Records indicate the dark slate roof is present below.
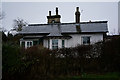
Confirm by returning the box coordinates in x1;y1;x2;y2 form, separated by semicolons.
19;21;108;36
23;36;43;38
80;22;108;32
47;24;63;36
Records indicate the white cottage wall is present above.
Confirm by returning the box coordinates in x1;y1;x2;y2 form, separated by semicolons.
66;33;103;47
43;39;48;48
66;34;81;47
43;33;103;49
89;33;103;44
58;39;62;48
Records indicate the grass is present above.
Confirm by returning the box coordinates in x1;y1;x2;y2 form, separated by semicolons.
53;72;120;80
80;72;120;78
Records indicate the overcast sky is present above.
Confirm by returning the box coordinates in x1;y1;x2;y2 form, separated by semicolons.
2;2;118;34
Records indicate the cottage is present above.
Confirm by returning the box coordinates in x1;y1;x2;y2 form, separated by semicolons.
19;7;108;49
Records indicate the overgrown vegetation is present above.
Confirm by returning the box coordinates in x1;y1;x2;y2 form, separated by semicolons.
2;33;120;80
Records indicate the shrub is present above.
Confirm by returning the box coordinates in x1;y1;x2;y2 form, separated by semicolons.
2;36;120;80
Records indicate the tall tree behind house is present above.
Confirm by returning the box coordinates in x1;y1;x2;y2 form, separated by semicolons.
13;18;27;31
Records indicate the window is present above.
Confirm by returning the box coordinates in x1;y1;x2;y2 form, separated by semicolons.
33;41;39;46
82;36;90;45
52;39;58;49
26;41;33;48
62;40;65;48
22;41;25;47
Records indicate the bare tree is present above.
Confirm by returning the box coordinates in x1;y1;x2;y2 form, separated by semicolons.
13;17;27;31
0;10;6;32
0;10;5;20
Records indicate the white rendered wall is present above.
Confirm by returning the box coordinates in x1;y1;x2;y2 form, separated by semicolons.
89;34;103;44
43;39;48;48
43;33;103;49
66;33;103;47
66;34;81;47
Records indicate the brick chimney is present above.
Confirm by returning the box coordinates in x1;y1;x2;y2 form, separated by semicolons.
47;7;61;24
75;7;80;23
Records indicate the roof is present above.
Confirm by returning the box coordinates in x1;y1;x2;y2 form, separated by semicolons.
19;21;108;36
23;36;43;39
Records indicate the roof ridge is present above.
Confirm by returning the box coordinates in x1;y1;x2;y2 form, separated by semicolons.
28;21;108;26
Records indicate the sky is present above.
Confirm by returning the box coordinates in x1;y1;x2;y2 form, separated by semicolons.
2;2;118;35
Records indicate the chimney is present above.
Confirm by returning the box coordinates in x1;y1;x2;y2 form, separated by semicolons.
75;7;80;23
47;7;61;24
89;20;91;22
49;11;51;16
56;7;58;15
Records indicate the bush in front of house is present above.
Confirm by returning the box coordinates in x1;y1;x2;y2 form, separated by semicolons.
99;36;120;72
2;43;26;80
2;36;120;80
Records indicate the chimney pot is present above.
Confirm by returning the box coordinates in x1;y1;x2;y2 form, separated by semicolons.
56;7;58;15
75;7;80;23
89;20;91;22
76;7;79;11
49;11;51;16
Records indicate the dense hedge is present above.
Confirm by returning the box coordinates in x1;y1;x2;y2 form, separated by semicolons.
2;36;120;80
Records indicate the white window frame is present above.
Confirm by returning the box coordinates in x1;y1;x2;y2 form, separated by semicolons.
52;39;58;49
25;41;33;48
81;36;91;45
